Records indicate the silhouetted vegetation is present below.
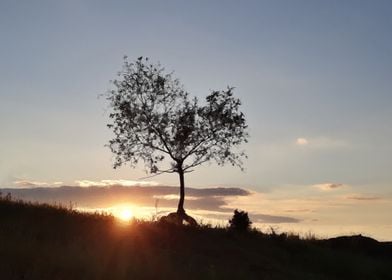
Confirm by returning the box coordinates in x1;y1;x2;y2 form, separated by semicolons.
229;209;252;232
1;197;391;280
105;56;248;223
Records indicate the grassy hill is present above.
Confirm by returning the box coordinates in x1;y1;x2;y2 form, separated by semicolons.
0;196;391;280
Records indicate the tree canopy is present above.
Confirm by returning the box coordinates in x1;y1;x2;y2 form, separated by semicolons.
105;56;248;222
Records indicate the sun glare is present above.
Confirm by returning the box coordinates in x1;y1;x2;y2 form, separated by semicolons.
116;207;133;222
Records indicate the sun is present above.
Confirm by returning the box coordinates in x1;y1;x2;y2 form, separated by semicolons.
117;207;133;222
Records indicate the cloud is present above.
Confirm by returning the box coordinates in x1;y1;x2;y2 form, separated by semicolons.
295;137;348;149
199;212;300;224
12;180;63;188
2;185;250;212
345;195;382;201
75;179;158;187
284;208;314;213
296;138;309;145
250;213;301;224
312;183;345;191
185;187;250;197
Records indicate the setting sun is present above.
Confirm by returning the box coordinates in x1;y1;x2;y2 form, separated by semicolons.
116;207;133;222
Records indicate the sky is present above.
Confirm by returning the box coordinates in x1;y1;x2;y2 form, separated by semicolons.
1;1;392;240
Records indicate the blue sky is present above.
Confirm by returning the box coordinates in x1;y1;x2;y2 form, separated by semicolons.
1;1;391;239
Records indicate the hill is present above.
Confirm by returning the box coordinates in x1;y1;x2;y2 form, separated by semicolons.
0;196;391;280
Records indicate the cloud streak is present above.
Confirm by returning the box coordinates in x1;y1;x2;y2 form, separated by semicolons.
75;180;159;187
2;185;250;213
12;180;63;188
296;138;308;146
196;212;300;224
295;137;348;149
345;195;382;201
312;183;345;191
251;213;301;224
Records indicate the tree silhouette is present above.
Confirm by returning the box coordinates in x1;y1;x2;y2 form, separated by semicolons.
105;56;248;224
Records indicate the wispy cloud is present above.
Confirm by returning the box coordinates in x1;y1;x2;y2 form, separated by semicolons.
312;183;346;191
284;208;314;213
251;213;301;223
345;195;382;201
75;179;158;187
296;137;308;146
295;137;348;149
13;180;63;188
198;212;300;224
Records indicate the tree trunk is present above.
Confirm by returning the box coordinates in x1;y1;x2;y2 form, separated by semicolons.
177;166;185;215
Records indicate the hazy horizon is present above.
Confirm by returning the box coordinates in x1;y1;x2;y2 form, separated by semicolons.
2;182;391;241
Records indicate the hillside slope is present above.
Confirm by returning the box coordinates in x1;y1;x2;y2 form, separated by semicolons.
0;198;391;280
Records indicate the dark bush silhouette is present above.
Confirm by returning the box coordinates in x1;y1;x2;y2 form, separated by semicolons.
229;209;252;232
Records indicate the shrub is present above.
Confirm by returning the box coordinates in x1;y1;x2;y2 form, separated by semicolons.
229;209;252;232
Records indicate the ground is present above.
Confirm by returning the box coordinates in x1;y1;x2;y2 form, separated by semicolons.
0;197;391;280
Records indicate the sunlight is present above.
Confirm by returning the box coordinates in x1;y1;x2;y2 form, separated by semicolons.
115;207;134;222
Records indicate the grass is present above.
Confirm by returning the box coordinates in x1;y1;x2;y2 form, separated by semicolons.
0;195;391;280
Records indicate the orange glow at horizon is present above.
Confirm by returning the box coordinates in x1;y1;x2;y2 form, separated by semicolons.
115;207;134;222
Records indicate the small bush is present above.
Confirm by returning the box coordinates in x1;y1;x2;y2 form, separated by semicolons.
229;209;252;232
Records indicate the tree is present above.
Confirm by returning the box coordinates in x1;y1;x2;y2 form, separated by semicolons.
105;56;248;224
229;209;252;232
